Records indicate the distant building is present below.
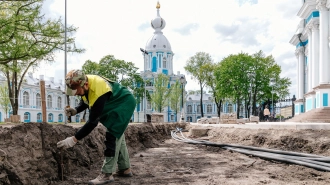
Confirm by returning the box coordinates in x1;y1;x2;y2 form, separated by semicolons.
134;1;186;122
0;72;84;123
133;2;249;123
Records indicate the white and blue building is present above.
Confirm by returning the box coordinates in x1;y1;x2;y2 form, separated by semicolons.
289;0;330;115
133;2;242;123
0;72;83;123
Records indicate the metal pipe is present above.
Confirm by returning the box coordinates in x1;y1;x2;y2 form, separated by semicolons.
171;129;330;172
64;0;68;124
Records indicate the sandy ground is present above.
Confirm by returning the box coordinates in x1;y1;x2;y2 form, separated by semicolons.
1;122;330;184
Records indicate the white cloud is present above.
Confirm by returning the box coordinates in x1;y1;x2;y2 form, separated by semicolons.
36;0;301;97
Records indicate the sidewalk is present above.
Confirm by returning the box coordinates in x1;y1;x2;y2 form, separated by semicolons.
189;122;330;130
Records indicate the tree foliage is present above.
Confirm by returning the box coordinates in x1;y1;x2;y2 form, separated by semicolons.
203;62;223;117
0;83;11;119
81;55;147;106
214;50;291;118
169;80;181;121
150;73;171;112
184;52;213;117
0;0;83;115
0;0;83;64
82;60;99;75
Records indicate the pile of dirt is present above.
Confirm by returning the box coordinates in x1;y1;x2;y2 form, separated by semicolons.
203;127;330;156
0;122;186;185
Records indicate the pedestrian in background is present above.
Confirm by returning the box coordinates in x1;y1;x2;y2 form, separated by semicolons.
263;105;270;122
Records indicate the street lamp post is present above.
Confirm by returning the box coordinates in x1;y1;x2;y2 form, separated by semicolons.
140;48;149;123
180;76;185;122
247;71;255;118
270;78;275;121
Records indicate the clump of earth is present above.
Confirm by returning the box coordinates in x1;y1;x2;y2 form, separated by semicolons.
1;122;330;185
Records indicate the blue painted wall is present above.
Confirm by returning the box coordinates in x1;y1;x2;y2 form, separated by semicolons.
323;93;328;106
162;69;168;75
152;57;157;72
306;11;319;24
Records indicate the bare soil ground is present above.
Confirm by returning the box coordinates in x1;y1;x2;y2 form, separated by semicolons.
1;122;330;185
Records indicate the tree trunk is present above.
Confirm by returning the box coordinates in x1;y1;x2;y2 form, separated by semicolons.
216;99;222;118
200;86;204;117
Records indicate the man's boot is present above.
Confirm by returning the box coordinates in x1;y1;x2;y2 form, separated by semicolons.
88;173;114;185
117;168;133;177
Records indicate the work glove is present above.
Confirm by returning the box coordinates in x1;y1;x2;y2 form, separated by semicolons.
65;107;77;117
57;136;77;149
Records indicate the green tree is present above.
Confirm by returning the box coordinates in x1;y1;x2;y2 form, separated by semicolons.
215;52;253;118
184;52;213;117
204;62;223;117
215;51;291;118
81;55;147;110
0;0;82;64
169;80;181;121
0;0;83;115
150;73;171;112
82;60;99;75
0;83;11;119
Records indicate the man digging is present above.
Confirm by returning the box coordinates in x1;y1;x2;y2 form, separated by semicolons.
57;69;136;184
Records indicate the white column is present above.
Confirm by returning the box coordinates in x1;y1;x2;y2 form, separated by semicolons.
296;47;305;100
307;28;313;92
317;0;330;84
311;22;320;88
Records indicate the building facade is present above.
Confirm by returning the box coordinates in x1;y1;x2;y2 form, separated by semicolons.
134;2;186;122
290;0;330;115
0;72;84;123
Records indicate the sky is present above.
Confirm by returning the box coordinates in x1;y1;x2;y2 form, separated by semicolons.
36;0;301;97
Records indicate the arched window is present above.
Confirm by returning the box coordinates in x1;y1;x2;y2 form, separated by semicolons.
47;95;52;109
58;114;63;122
23;92;29;107
207;104;212;113
48;113;53;122
36;93;41;108
163;57;167;68
197;105;201;113
37;113;42;122
24;112;30;122
228;104;233;113
57;97;62;109
187;105;192;113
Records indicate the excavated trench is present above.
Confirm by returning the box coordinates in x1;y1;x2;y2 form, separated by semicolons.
0;122;186;185
2;123;330;184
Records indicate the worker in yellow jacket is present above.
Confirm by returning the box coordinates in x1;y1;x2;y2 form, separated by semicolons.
57;69;136;184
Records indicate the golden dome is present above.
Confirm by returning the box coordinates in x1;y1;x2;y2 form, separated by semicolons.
156;1;160;9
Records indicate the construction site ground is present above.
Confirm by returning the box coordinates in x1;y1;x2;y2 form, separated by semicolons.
2;121;330;185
